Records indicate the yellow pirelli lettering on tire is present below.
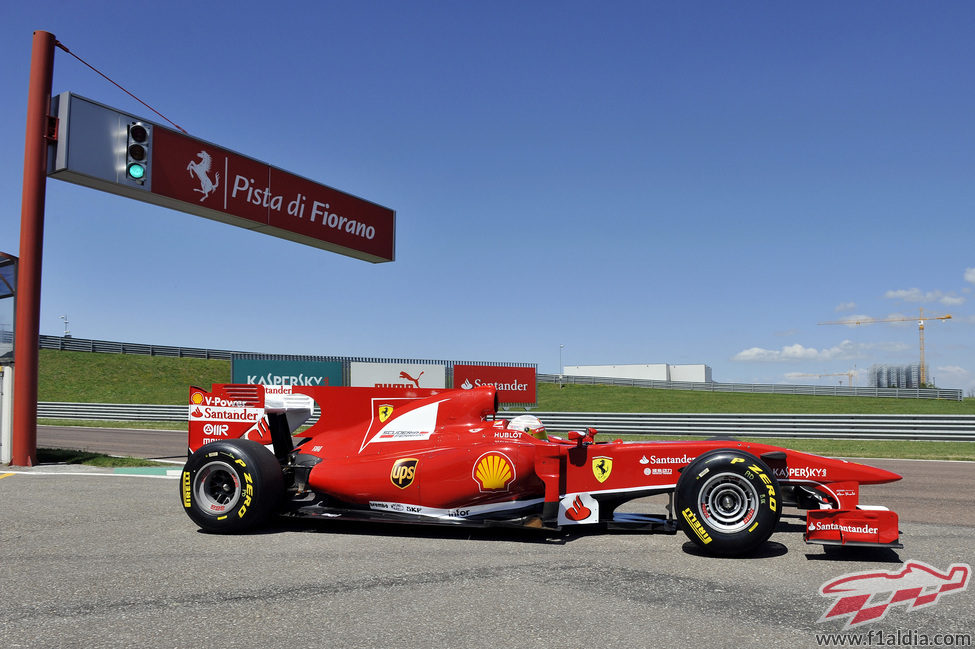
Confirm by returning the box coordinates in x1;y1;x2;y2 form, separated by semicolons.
682;507;712;544
750;463;777;503
181;471;192;508
238;472;253;518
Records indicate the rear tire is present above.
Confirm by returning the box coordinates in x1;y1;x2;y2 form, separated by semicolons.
675;449;781;556
181;439;283;533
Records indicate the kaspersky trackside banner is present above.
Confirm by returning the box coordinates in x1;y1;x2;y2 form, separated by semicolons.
453;365;536;404
231;359;344;387
48;93;395;263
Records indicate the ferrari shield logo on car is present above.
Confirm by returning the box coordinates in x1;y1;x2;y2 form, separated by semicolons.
592;457;613;483
390;458;418;489
378;404;394;423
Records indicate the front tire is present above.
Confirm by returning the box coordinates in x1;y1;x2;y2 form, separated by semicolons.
675;449;781;556
181;439;284;533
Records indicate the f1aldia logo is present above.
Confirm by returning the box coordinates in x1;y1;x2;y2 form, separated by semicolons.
819;560;970;629
187;150;220;202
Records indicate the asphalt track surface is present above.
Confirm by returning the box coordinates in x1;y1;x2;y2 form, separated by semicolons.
0;429;971;648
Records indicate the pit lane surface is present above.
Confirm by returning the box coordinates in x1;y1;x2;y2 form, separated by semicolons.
2;441;973;648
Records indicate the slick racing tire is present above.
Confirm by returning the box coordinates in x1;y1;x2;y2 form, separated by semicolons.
181;439;284;533
675;449;781;556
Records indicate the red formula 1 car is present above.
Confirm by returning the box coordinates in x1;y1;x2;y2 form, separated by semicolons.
181;384;903;556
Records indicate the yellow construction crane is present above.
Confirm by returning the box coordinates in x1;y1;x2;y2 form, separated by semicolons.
818;307;951;386
793;371;856;386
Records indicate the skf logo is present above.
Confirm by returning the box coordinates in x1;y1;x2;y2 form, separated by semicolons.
379;404;394;423
390;458;418;489
592;457;613;483
473;452;515;492
819;560;971;629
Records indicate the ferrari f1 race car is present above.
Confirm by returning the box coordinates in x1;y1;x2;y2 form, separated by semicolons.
181;384;903;556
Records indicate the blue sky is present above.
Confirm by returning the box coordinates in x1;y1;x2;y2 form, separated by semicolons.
2;2;973;391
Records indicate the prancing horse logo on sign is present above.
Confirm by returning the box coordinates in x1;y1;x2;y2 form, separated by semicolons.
187;150;220;202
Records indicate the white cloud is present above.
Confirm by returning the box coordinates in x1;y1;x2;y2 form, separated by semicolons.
885;288;963;307
885;288;940;303
934;365;974;392
863;341;911;353
824;314;877;327
835;301;857;312
936;365;970;380
784;370;859;383
965;268;975;285
732;340;859;363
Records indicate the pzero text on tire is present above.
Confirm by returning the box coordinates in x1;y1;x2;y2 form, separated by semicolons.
181;439;284;533
675;449;781;556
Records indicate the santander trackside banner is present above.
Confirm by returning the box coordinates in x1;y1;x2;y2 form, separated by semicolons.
453;365;536;404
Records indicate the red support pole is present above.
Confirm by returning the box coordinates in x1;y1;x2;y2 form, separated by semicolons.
11;31;56;466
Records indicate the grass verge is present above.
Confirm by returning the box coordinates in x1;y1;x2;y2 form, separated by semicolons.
37;448;168;467
39;419;187;431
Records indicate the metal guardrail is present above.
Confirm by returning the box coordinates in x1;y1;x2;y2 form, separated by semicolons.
40;335;237;360
37;402;975;441
39;402;189;422
538;373;964;401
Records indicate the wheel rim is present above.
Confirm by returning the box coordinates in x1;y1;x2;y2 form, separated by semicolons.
698;472;759;533
194;461;241;514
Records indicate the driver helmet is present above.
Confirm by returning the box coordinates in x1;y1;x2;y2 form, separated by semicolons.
507;414;546;440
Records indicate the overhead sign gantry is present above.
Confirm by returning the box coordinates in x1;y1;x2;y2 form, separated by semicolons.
49;93;396;263
11;31;397;465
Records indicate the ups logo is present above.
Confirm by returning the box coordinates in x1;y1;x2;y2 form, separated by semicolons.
390;458;418;489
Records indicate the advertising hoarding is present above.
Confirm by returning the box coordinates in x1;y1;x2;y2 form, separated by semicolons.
350;362;446;389
453;365;536;404
231;358;343;387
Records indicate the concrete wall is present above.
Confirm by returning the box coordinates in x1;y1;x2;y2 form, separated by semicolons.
564;363;712;383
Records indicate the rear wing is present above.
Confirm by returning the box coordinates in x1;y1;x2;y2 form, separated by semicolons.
188;384;314;455
188;383;494;457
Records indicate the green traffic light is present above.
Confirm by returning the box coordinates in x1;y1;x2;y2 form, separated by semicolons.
127;163;146;180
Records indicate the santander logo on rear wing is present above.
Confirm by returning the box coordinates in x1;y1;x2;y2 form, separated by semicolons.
188;384;315;454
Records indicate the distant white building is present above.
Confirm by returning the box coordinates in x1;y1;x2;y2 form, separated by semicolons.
564;363;712;383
